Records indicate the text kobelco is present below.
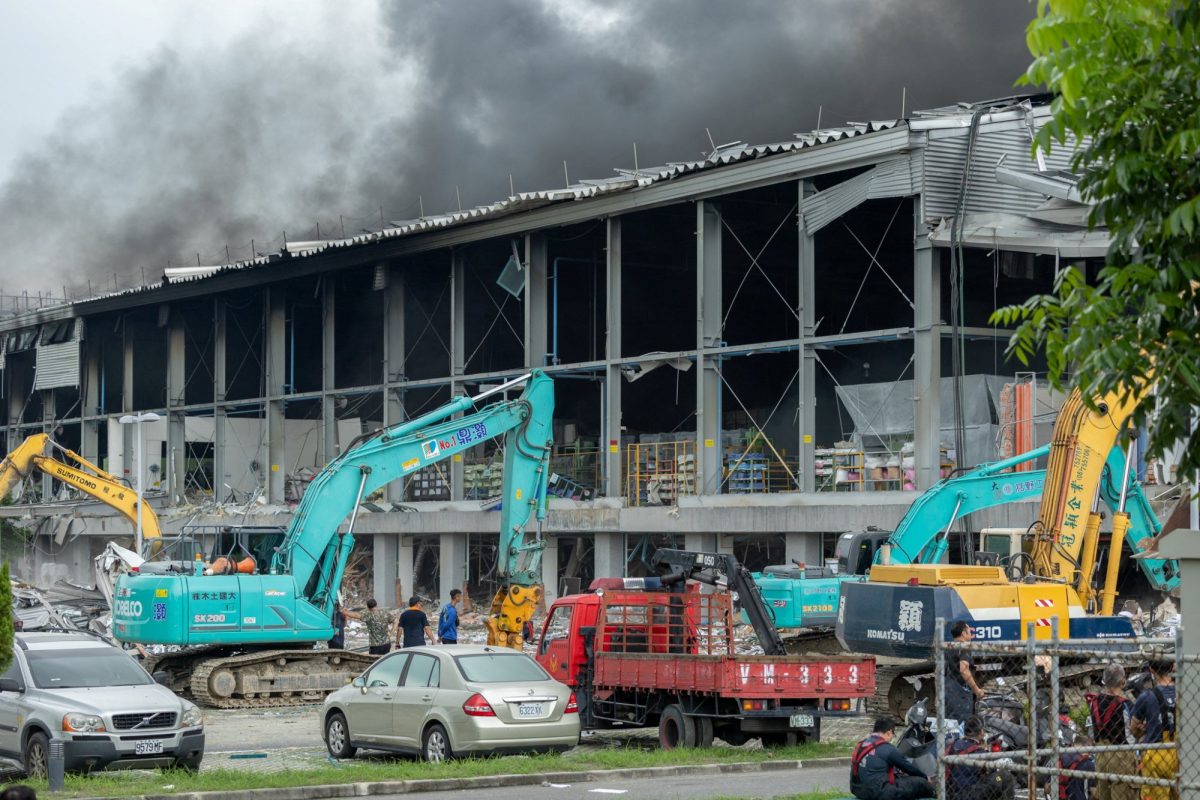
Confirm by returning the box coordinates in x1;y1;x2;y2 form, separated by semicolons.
114;599;143;618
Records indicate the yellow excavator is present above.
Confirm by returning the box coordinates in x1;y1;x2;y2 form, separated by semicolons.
0;433;161;542
837;381;1174;657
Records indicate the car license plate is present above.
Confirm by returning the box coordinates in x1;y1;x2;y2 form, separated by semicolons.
789;713;815;729
134;740;164;755
518;702;543;718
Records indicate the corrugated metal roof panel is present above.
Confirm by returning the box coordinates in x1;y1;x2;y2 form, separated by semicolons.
33;341;80;390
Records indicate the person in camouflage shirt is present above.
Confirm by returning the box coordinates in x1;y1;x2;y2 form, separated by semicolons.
346;598;395;655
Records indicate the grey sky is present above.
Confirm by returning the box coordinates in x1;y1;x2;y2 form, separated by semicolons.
0;1;1036;294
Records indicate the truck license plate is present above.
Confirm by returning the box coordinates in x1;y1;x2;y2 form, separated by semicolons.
518;703;543;718
789;713;815;729
134;740;164;755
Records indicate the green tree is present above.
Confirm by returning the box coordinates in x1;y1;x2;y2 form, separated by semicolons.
994;0;1200;477
0;563;12;673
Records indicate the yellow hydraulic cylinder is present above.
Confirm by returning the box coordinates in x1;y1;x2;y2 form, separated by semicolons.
1099;512;1129;616
1076;511;1103;611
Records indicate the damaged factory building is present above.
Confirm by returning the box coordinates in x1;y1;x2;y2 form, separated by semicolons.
0;96;1173;608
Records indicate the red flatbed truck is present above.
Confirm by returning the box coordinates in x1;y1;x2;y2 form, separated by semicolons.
534;549;875;748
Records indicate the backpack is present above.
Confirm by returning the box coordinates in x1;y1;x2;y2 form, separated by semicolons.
1086;693;1128;744
1150;686;1176;742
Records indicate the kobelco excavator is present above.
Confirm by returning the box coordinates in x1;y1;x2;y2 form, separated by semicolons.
111;370;554;707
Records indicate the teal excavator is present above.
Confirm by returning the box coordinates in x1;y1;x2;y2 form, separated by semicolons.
112;371;554;707
753;443;1177;630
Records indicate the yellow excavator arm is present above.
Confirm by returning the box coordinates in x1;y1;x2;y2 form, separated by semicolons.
0;433;161;540
1031;384;1145;611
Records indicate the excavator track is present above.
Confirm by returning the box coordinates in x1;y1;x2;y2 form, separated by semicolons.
143;647;377;709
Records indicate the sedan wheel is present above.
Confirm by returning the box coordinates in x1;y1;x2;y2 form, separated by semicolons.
24;731;49;779
325;712;357;759
422;723;452;763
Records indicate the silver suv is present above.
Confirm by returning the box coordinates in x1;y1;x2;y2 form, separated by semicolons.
0;632;204;776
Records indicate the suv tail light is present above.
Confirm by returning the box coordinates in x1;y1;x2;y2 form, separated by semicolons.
565;692;579;713
463;693;496;717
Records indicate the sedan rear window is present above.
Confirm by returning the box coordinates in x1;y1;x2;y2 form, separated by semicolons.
26;649;152;689
454;653;550;683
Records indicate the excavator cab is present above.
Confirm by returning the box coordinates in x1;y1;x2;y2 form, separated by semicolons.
835;530;893;576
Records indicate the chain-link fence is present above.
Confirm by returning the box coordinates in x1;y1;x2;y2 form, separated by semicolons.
933;618;1198;800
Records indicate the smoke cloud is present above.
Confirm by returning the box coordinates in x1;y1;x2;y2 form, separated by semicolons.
0;0;1034;295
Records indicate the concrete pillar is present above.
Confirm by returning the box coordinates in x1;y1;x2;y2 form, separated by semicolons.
449;252;466;501
265;288;287;503
541;535;560;604
685;532;718;554
438;532;468;603
696;201;723;495
373;533;397;606
81;344;100;464
166;307;186;504
1152;529;1200;800
913;197;942;490
604;217;623;498
5;362;27;454
213;298;228;502
785;532;824;567
593;532;625;579
524;233;549;369
397;536;414;607
797;180;817;492
383;267;407;503
321;278;337;465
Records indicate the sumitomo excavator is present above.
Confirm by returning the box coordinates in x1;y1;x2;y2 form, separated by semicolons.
111;370;554;707
0;433;162;541
835;385;1182;712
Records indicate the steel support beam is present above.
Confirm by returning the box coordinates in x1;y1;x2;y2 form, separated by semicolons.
80;342;100;464
213;298;228;502
321;278;337;466
167;307;186;504
121;317;135;478
265;289;286;503
383;266;407;503
604;217;623;498
913;197;942;490
797;179;817;492
696;202;723;495
40;390;55;499
450;252;466;501
524;233;549;369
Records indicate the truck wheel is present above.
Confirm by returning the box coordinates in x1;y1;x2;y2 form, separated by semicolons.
658;705;695;750
691;715;714;748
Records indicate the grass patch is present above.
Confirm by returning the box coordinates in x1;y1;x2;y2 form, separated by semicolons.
6;741;852;798
716;792;846;800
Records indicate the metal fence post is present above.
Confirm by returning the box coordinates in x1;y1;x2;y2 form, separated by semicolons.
1050;617;1061;800
1177;627;1187;800
936;617;946;800
48;739;64;791
1027;620;1037;800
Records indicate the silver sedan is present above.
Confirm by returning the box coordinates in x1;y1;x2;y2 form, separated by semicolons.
321;644;580;762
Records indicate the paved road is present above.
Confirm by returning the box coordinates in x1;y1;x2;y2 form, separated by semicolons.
383;765;846;800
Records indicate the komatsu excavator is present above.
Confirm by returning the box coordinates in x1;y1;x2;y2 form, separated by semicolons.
836;385;1180;712
0;433;161;540
111;371;554;707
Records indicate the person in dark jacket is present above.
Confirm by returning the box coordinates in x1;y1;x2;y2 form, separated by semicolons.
850;718;935;800
946;620;986;723
946;717;1015;800
327;602;347;650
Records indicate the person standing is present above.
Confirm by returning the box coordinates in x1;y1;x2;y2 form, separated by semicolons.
398;595;433;648
1130;659;1177;800
945;620;986;723
1088;663;1136;800
850;718;935;800
438;589;461;644
345;598;394;656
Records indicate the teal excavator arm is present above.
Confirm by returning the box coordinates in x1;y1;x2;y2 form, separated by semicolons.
271;369;554;643
882;445;1051;566
1097;447;1177;594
